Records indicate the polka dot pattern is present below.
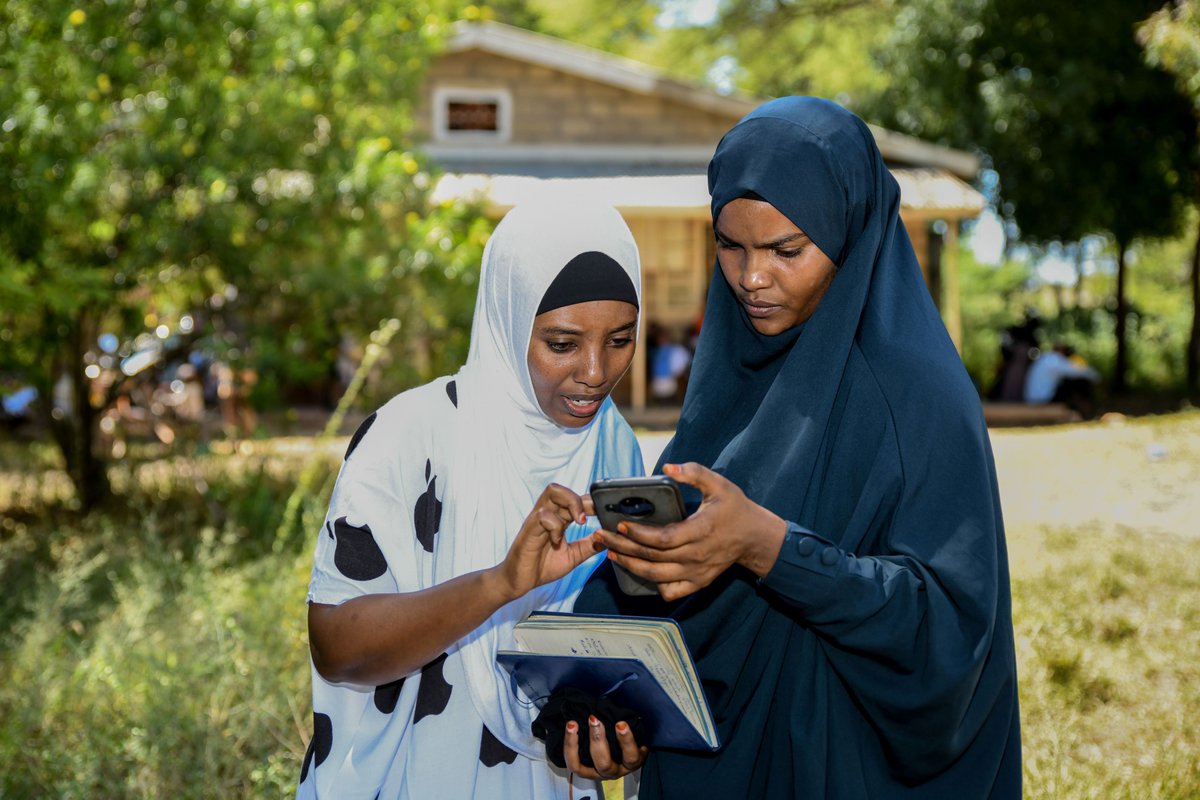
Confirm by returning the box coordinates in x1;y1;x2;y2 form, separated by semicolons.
413;652;453;724
478;723;520;767
414;459;442;554
300;711;332;784
302;377;615;796
332;516;388;581
373;676;406;715
344;412;377;460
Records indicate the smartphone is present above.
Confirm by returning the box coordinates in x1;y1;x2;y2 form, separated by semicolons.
589;476;686;596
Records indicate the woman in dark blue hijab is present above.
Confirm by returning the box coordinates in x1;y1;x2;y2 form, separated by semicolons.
572;97;1022;797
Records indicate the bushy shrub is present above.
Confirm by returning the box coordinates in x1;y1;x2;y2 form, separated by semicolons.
0;536;315;798
0;445;338;798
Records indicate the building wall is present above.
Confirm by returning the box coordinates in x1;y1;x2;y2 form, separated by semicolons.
417;50;739;146
415;45;972;382
606;216;713;409
626;216;712;329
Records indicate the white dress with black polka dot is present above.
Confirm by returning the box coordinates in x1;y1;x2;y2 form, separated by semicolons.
297;376;636;800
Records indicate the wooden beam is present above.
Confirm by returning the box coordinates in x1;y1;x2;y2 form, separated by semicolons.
943;222;963;352
632;321;647;412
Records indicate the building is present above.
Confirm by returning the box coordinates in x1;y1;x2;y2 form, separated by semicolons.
419;21;985;412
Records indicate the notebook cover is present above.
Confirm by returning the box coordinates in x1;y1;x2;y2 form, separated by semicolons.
496;652;718;752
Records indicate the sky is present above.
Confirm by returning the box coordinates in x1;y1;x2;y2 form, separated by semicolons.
656;0;721;28
968;210;1007;265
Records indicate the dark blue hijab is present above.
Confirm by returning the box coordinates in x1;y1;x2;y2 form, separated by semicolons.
577;98;1021;798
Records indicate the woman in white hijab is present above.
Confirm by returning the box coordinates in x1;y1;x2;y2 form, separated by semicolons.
298;200;647;799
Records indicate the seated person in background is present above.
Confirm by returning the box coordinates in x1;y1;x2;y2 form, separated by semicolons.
1;380;38;433
988;315;1040;402
648;325;692;404
1023;342;1101;418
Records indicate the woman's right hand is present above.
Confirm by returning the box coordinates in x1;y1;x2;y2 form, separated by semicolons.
310;484;601;686
492;483;604;602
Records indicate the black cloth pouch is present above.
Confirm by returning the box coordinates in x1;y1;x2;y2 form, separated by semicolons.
531;686;646;769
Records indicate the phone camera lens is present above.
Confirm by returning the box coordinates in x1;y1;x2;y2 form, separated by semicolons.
610;496;656;517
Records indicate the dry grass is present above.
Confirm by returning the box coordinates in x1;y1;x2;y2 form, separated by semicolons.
0;412;1198;798
993;412;1200;798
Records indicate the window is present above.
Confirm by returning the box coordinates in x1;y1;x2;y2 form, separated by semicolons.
447;101;498;131
433;87;512;142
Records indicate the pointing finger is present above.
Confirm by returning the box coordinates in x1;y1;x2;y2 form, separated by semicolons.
545;483;588;525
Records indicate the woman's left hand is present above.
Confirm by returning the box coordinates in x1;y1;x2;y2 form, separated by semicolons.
595;462;788;601
563;716;648;783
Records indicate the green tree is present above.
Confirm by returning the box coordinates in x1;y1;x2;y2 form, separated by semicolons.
868;0;1198;392
1140;0;1200;397
638;0;896;106
485;0;894;107
0;1;485;510
524;0;660;55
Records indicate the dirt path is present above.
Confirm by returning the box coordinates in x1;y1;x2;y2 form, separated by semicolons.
990;414;1200;538
636;413;1200;539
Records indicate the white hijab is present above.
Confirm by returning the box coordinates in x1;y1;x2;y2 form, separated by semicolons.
435;199;642;761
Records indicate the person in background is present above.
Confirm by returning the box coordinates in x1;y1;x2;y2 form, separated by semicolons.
1023;342;1101;419
989;314;1040;402
0;379;38;433
572;97;1021;799
648;324;692;404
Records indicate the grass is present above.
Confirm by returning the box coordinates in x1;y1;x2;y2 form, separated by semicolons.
1010;522;1200;798
1;413;1198;798
0;440;336;799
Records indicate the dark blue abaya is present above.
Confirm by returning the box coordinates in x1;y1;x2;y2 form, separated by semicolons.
576;97;1022;798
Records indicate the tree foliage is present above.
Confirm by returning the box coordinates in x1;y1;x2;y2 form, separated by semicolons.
616;0;897;106
1140;0;1200;395
1141;0;1200;98
477;0;896;107
871;0;1195;245
0;0;489;508
523;0;660;56
867;0;1199;390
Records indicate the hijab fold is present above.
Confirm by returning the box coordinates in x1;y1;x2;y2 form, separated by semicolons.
436;200;642;762
668;98;903;513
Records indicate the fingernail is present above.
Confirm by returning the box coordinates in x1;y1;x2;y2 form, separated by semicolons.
567;721;577;734
616;722;629;734
617;522;627;534
589;715;600;728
